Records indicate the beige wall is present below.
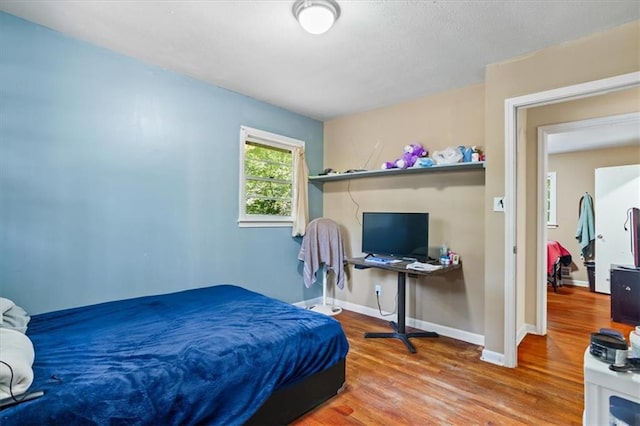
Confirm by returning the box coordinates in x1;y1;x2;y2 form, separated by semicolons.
322;20;639;354
484;20;639;353
324;83;486;335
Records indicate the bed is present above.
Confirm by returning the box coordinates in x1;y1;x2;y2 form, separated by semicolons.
0;284;349;425
547;241;572;292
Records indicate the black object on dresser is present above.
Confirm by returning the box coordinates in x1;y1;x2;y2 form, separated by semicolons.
611;264;640;326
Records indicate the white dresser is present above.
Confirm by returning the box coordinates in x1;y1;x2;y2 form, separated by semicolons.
583;348;640;425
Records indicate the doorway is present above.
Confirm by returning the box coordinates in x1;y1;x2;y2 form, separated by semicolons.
503;71;640;368
535;112;640;336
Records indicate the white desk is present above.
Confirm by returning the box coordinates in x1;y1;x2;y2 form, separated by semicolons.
583;348;640;425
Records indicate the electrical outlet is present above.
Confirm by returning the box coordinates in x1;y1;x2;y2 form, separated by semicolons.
375;284;382;296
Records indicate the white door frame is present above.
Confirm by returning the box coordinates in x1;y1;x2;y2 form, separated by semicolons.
503;71;640;368
536;112;640;336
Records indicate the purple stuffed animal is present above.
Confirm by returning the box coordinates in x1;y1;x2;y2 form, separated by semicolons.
395;143;427;169
381;143;428;169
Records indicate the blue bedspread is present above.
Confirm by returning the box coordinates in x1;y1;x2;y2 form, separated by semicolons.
1;285;349;425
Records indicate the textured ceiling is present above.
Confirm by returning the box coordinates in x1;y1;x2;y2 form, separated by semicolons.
1;1;639;121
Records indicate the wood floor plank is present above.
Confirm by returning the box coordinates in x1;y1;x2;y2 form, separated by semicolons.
292;285;634;425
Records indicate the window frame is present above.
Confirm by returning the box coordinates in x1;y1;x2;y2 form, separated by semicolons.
238;126;304;228
546;171;558;228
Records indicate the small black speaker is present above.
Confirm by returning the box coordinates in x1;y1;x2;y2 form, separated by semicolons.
590;332;628;365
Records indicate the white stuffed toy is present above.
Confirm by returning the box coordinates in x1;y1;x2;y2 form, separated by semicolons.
0;328;35;399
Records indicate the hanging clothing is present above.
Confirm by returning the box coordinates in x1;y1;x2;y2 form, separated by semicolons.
546;240;572;275
298;218;346;289
575;192;595;260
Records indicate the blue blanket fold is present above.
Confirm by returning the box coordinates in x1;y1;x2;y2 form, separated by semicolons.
1;285;348;426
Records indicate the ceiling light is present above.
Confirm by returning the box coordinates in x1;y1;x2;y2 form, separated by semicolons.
292;0;341;35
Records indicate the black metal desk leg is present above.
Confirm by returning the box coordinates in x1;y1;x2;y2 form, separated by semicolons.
397;271;406;333
364;271;438;353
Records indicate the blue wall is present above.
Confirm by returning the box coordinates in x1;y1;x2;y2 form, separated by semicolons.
0;12;324;314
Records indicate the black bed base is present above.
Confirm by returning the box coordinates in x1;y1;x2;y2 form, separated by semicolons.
246;358;346;425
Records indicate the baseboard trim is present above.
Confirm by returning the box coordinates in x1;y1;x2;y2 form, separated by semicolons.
296;297;503;365
407;316;485;346
481;349;505;366
517;323;538;345
300;297;485;346
563;279;589;288
293;297;320;308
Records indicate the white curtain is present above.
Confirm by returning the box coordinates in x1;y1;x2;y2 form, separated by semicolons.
292;147;309;237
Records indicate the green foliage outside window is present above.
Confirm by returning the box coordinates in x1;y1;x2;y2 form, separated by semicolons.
244;142;293;216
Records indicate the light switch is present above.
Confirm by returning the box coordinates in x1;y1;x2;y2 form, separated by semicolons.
493;197;505;212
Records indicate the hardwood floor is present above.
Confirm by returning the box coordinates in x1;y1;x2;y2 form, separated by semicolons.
293;285;634;425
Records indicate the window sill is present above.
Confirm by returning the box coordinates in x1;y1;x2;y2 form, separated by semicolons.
238;220;292;228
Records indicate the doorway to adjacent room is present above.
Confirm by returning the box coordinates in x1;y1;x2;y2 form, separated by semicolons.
503;71;640;368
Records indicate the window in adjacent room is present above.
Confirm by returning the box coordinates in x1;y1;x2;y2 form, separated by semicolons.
238;126;305;228
547;171;558;228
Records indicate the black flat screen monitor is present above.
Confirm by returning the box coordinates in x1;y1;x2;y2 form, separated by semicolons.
362;212;429;261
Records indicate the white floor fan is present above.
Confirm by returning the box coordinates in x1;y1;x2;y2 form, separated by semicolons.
308;264;342;316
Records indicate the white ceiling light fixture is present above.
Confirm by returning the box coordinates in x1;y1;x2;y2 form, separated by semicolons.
292;0;341;35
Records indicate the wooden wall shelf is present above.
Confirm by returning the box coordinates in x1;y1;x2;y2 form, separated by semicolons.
308;161;485;183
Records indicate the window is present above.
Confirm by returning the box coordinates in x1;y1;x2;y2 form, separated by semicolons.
547;171;557;227
238;126;304;227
